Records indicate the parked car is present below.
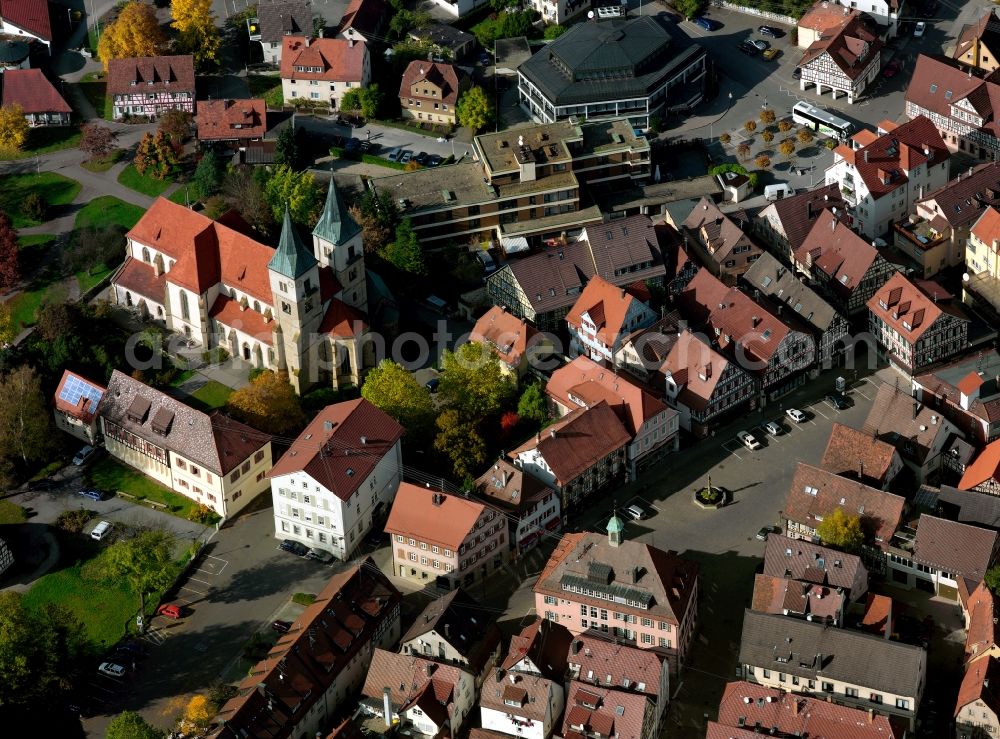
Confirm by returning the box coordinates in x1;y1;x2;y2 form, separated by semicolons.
116;640;147;658
914;21;926;36
763;421;783;436
306;547;334;563
386;147;403;162
72;445;99;466
399;150;414;164
785;408;807;423
279;539;309;556
427;154;443;167
693;16;720;31
28;478;55;491
758;25;784;37
413;151;429;165
271;620;293;633
756;525;780;541
156;603;184;619
762;48;781;61
90;520;112;541
792;67;801;79
77;488;104;501
737;430;762;451
479;51;491;65
738;40;758;56
97;662;126;678
825;392;850;410
626;502;652;520
344;137;361;151
882;60;900;77
752;38;770;51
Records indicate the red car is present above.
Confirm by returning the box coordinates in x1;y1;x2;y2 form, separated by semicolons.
156;603;184;619
883;61;901;78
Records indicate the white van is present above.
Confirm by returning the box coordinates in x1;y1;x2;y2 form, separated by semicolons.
764;183;794;201
91;521;112;541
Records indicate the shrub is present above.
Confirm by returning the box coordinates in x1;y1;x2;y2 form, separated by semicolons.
797;129;814;145
755;154;771;169
188;503;220;525
777;119;793;133
761;131;774;143
55;508;96;534
743;120;757;134
22;193;48;222
719;132;731;144
293;592;316;605
759;109;776;125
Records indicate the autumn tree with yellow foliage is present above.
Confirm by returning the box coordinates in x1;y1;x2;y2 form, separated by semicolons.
171;0;221;69
0;104;29;154
225;371;306;436
98;2;167;71
183;694;213;731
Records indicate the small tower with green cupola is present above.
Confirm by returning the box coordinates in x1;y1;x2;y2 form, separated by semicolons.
607;511;625;547
313;178;367;313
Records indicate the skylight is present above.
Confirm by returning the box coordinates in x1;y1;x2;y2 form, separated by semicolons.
930;84;938;93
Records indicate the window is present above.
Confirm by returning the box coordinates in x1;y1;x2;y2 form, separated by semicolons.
544;595;556;605
762;669;770;679
778;673;785;683
820;681;832;692
409;552;418;561
845;687;859;698
254;450;265;463
896;698;909;710
395;535;404;543
869;693;882;704
641;617;652;627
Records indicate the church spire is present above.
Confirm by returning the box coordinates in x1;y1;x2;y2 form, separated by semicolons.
269;206;318;279
313;177;361;246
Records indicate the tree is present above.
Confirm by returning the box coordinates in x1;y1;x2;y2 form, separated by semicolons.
0;210;19;291
0;104;29;154
102;529;176;612
779;140;796;160
64;226;126;276
133;131;177;179
105;710;166;739
736;142;751;160
797;129;814;145
0;301;15;346
389;9;430;36
755;154;771;169
223;165;274;234
184;695;213;731
673;0;706;18
384;218;426;275
274;125;299;168
816;507;864;552
98;1;167;71
759;108;776;125
226;371;306;436
544;24;566;39
352;188;399;255
0;366;52;467
158;109;193;144
777;119;793;133
263;164;319;225
194;149;223;199
457;86;494;133
743;120;757;134
761;130;774;144
358;84;383;120
517;382;547;425
719;132;731;145
708;163;759;191
438;341;516;425
171;0;222;68
434;409;487;480
79;123;117;159
22;193;47;222
339;88;362;113
361;359;435;435
986;564;1000;595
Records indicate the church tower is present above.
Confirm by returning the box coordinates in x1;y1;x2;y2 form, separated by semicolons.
268;207;324;393
313;178;367;314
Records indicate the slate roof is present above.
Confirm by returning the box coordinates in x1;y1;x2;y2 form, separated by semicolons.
197;99;266;141
955;656;1000;718
518;16;705;106
269;207;319;279
563;681;652;739
762;534;866;593
796;210;881;298
913;514;998;580
337;0;386;39
476;458;556;515
509;402;631;485
758;182;847;253
401;588;502;677
867;271;968;342
0;68;70;114
738;610;926;697
714;681;905;739
799;12;882;81
385;483;492;550
107;55;195;96
783;462;906;546
743;252;841;334
961;439;1000;490
408;24;475;55
932;484;1000;530
470;306;540;370
0;0;51;42
399;60;462;106
257;0;312;44
820;422;900;484
269;398;403;499
99;370;267;477
534;532;698;626
583;216;667;287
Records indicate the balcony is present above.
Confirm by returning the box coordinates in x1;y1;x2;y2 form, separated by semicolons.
893;217;947;255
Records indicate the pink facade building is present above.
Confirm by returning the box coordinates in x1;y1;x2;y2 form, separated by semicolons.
533;517;698;678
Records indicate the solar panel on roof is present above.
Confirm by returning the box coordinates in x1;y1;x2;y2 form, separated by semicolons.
58;374;104;410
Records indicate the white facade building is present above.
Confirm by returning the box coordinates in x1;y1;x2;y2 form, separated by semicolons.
480;671;565;739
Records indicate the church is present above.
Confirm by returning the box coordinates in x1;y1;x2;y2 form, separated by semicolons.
110;180;373;393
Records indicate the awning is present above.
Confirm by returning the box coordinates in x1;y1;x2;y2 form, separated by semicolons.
501;235;530;253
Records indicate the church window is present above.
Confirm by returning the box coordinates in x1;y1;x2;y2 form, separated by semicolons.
142;248;150;263
180;291;190;321
253;300;260;313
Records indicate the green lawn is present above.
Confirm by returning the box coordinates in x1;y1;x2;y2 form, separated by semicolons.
0;127;82;161
117;164;173;197
76;265;114;293
17;233;56;255
7;287;48;332
74;196;144;230
80;149;124;173
0;500;27;525
168;184;201;206
88;457;200;519
188;380;233;411
170;369;195;387
0;173;82;228
22;563;138;649
74;72;112;120
247;74;283;108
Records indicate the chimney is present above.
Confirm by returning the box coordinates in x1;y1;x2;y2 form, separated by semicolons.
425;663;435;677
572;640;582;655
868;708;874;723
383;687;392;727
550;429;556;439
792;699;801;716
501;470;509;486
913;401;919;420
305;36;311;47
349;37;355;47
444;623;451;639
432;493;444;507
509;672;518;684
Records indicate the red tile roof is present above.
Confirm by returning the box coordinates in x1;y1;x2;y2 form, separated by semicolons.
197;99;266;141
318;298;368;337
715;681;904;739
566;275;650;349
800;13;882;81
562;634;666;699
107;55;195;96
54;370;106;423
798;1;858;34
208;294;275;344
750;574;845;622
546;355;670;439
113;256;167;304
973;206;1000;248
762;534;866;593
760;182;848;252
867;271;968;343
914;514;998;581
480;671;557;721
654;329;733;413
502;617;574;678
509;402;631;485
682;196;759;267
956;655;1000;718
563;681;652;739
399;60;462;106
961;439;1000;490
966;581;1000;662
783;462;906;547
0;68;70;114
820;422;900;484
385;483;491;550
476;458;556;514
363;648;469;727
337;0;387;38
842;116;949;200
470;306;540;369
269;398;403;500
0;0;51;41
281;36;367;83
860;593;894;637
795;210;880;297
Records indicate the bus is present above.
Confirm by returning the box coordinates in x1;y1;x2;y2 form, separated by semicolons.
792;101;854;140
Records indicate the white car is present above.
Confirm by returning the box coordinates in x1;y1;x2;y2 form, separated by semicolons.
385;148;402;162
764;421;783;436
785;408;807;423
914;21;925;37
98;662;126;678
737;431;762;450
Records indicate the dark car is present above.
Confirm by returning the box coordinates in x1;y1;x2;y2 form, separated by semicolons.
344;138;361;151
77;488;104;501
792;67;802;79
29;478;55;491
271;620;293;633
756;525;780;541
693;16;720;31
825;393;850;410
738;40;759;56
758;25;784;37
882;60;901;77
279;539;309;556
116;640;147;658
413;151;429;165
427;154;443;167
479;51;491;65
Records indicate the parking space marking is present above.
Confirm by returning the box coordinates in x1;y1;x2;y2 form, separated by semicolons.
811;404;830;420
186;575;212;586
721;441;745;460
854;387;872;402
198;554;229;575
179;584;207;596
